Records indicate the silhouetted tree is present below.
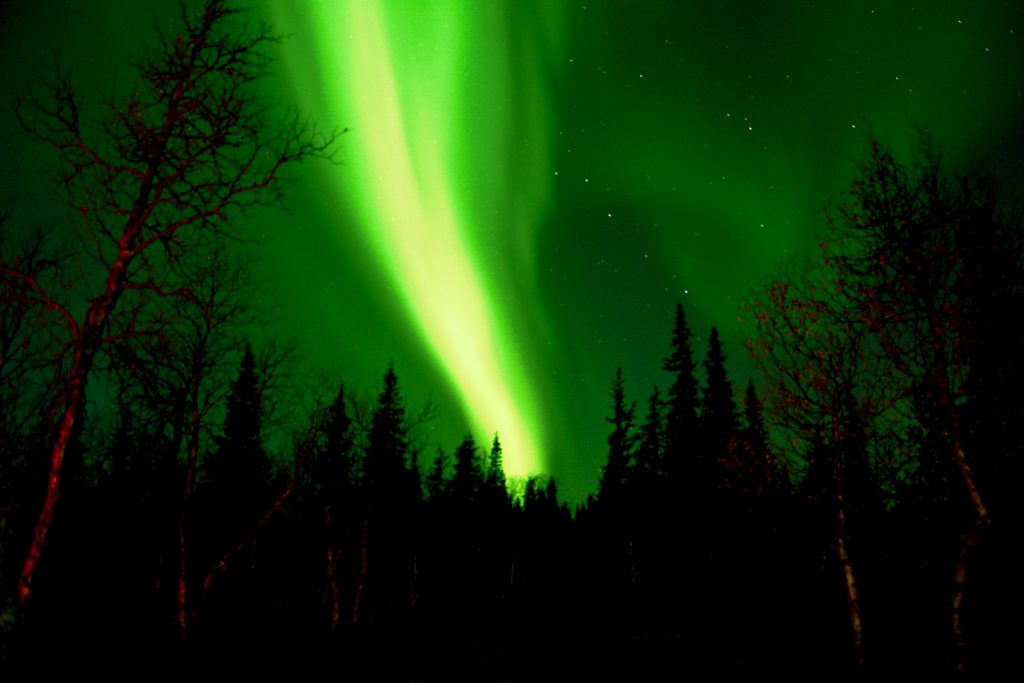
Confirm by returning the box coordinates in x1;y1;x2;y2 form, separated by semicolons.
485;433;507;496
662;304;701;491
633;385;663;499
204;344;271;533
308;382;355;632
313;384;355;494
701;327;740;484
824;132;1023;672
0;225;61;460
452;434;483;510
0;224;64;618
659;303;711;612
357;364;412;622
746;260;899;670
366;365;408;512
737;379;774;498
481;433;514;602
3;0;336;609
597;367;636;509
425;446;451;508
102;244;255;640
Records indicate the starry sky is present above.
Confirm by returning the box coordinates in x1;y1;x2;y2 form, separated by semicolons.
2;0;1023;503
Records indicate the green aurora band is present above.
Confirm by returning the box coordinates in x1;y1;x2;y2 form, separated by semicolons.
272;2;568;477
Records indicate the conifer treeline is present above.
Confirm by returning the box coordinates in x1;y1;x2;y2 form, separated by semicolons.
4;188;1020;675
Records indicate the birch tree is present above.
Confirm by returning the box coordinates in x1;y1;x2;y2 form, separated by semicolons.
3;0;335;609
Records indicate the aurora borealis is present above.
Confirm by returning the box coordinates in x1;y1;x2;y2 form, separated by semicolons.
3;1;1023;502
269;1;563;480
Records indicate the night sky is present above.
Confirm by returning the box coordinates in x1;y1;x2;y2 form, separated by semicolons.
3;1;1023;503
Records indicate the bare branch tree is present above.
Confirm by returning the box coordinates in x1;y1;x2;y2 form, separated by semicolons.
4;0;337;610
745;257;904;670
823;133;1011;673
108;238;255;639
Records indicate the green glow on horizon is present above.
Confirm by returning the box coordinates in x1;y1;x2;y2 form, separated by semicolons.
274;1;563;478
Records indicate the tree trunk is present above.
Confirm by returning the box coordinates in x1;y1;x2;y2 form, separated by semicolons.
176;505;190;640
951;530;978;676
176;380;201;641
17;345;90;608
922;334;991;674
835;494;865;670
351;517;369;626
17;214;144;610
325;504;341;633
948;433;988;676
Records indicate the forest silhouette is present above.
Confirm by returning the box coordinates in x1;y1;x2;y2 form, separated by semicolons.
2;1;1022;679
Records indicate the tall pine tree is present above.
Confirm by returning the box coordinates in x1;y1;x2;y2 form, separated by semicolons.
701;327;740;487
662;303;700;494
598;367;635;509
426;446;451;508
452;433;483;509
204;344;271;536
311;383;354;502
486;433;507;494
634;385;663;499
739;379;774;497
360;364;412;620
309;382;355;632
366;364;408;516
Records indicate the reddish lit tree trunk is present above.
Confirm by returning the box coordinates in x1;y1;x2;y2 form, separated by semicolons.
835;492;864;670
930;347;990;675
951;436;988;526
325;504;341;633
17;347;87;608
951;529;977;676
949;432;988;676
830;419;865;671
18;237;140;607
175;506;189;640
192;452;303;623
176;371;202;640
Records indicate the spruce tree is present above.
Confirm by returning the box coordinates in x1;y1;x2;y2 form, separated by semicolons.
701;327;740;483
740;379;773;495
426;446;451;507
312;383;354;501
661;304;709;608
205;344;271;533
363;364;412;618
662;303;701;490
598;367;635;508
221;344;264;460
482;433;511;519
486;433;507;493
544;476;561;516
634;385;663;497
367;364;408;515
452;433;483;509
310;382;355;633
406;447;423;509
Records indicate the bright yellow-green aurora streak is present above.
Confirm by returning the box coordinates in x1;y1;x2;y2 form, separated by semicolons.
272;2;564;477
